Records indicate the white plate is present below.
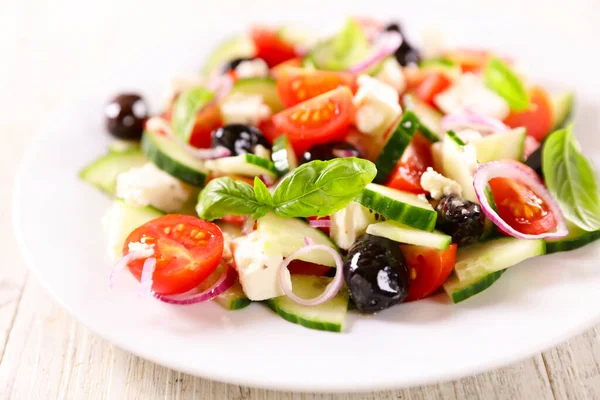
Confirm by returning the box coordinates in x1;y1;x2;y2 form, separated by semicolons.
13;2;600;392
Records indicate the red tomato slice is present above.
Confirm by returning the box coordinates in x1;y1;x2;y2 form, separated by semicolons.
257;119;281;144
400;244;457;302
385;133;433;194
504;86;554;142
489;177;557;235
276;67;357;107
188;104;222;149
124;215;224;295
272;87;354;154
287;260;331;276
250;27;297;67
220;215;248;225
414;73;452;107
271;57;304;78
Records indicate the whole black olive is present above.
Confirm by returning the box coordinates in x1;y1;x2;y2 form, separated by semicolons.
221;57;255;73
435;194;485;246
343;234;411;313
105;93;148;140
300;142;360;164
384;22;421;66
212;124;270;156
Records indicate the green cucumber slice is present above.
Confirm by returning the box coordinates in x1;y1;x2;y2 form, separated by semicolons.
204;153;278;178
202;35;255;76
257;213;339;267
228;77;285;113
366;220;451;250
215;281;252;310
443;269;506;304
109;140;140;153
453;237;546;283
373;111;418;183
545;221;600;254
551;91;574;130
79;149;147;195
271;135;298;176
419;58;461;80
308;19;369;71
402;93;442;142
471;127;526;163
141;130;208;187
105;199;164;260
267;275;349;332
355;184;437;231
442;131;478;202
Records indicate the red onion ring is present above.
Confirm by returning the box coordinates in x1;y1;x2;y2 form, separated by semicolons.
473;161;568;239
152;264;238;305
109;248;155;288
241;217;255;235
260;174;276;187
441;114;510;135
138;257;156;297
347;31;402;75
332;149;357;158
309;219;332;228
207;74;233;102
278;241;344;307
524;136;541;159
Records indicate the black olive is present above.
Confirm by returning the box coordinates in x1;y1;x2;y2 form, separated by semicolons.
384;23;403;34
300;142;360;164
384;21;421;66
525;145;543;177
105;93;148;140
211;124;270;156
435;194;485;246
221;57;255;73
343;234;411;313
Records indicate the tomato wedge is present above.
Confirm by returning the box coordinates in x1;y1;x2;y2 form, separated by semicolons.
276;68;357;107
257;119;281;144
188;104;222;148
272;87;354;154
124;215;224;295
271;57;304;78
385;133;433;194
250;27;297;67
414;73;452;107
504;86;553;142
489;177;557;235
400;244;457;302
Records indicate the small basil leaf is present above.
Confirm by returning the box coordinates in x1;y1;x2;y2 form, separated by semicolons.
272;157;377;218
172;87;214;142
253;177;273;207
196;177;265;221
484;57;529;111
252;206;272;220
542;125;600;231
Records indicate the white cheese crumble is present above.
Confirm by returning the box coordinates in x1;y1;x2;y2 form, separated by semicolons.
329;202;376;250
456;128;483;144
434;73;510;120
234;58;269;79
220;93;272;126
420;167;463;200
374;58;406;93
116;163;192;213
253;144;271;160
353;75;402;136
463;144;479;175
128;241;154;253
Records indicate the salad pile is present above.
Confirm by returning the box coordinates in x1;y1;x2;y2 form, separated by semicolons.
80;18;600;332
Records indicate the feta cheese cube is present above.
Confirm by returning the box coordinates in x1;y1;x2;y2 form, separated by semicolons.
420;167;463;200
456;128;483;144
353;75;402;136
234;58;269;79
330;202;377;250
220;93;272;126
116;163;192;212
374;58;406;93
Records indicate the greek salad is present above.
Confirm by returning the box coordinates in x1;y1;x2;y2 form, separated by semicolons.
80;18;600;332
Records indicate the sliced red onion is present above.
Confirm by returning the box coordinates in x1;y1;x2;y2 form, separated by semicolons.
347;31;402;75
353;17;385;41
207;74;233;102
109;248;155;288
441;114;510;135
524;136;541;159
261;174;276;187
153;264;237;305
138;257;156;297
182;144;231;160
332;149;357;158
309;219;332;228
473;161;568;239
241;217;255;235
278;242;344;307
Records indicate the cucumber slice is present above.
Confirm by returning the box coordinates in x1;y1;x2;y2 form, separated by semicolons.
271;135;298;176
109;140;140;153
366;221;451;250
257;214;340;267
545;221;600;254
204;153;278;178
443;269;506;304
453;237;545;283
355;183;437;231
105;199;164;260
402;93;442;142
277;26;317;49
79;149;147;195
228;77;285;113
215;281;252;310
202;35;255;76
373;111;418;183
471;127;526;163
267;275;349;332
308;19;369;71
141;130;208;187
419;58;462;80
551;91;574;130
442;131;478;202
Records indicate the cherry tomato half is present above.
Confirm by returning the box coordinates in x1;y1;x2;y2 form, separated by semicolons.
250;27;297;67
385;133;433;194
124;215;224;295
400;244;457;302
504;86;554;142
271;57;304;78
414;73;452;107
189;104;223;149
276;67;357;107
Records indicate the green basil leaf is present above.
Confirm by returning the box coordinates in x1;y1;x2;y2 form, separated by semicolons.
196;177;267;221
484;57;529;111
272;157;377;218
253;177;273;206
172;87;214;142
542;125;600;231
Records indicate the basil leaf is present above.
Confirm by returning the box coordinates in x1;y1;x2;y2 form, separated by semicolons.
272;157;377;218
542;125;600;231
484;57;529;111
172;87;214;142
253;177;273;206
196;177;267;221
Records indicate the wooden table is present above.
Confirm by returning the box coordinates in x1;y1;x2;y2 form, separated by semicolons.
1;1;599;398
